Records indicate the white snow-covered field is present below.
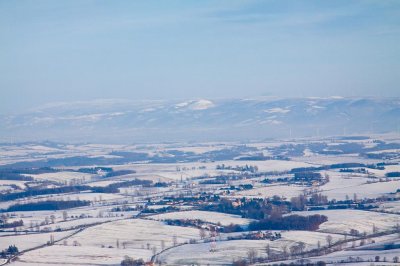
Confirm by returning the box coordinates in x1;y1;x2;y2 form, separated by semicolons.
158;231;343;265
0;180;27;192
10;244;151;266
294;209;400;235
26;171;94;183
109;160;316;181
367;164;400;178
377;201;400;214
292;154;381;165
321;179;400;201
66;219;200;250
149;210;254;226
282;248;400;266
19;217;126;232
0;230;76;251
234;184;307;199
316;170;400;200
85;179;124;187
9;218;200;265
6;206;139;231
0;192;126;210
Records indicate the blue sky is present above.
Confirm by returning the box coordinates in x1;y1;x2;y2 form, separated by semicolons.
1;0;399;113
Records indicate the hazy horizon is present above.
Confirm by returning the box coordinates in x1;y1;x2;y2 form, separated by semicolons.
1;0;400;113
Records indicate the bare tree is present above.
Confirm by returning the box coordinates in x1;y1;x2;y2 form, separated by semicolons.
247;248;257;264
395;223;400;235
326;235;333;247
152;246;157;256
50;215;56;224
289;245;298;257
282;245;288;258
199;228;206;240
298;241;306;255
265;244;271;258
372;224;378;234
62;211;68;221
353;193;358;202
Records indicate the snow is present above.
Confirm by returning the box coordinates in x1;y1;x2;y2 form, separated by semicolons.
9;218;201;265
27;171;94;183
158;231;342;265
0;180;27;191
10;244;151;265
377;201;400;214
0;192;126;210
234;184;307;199
264;108;291;114
149;210;254;226
286;248;400;265
294;209;400;235
321;179;400;201
85;180;124;187
190;99;215;110
175;99;214;110
66;218;200;252
0;230;76;251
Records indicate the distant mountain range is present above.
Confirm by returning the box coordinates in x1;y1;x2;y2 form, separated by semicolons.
1;97;399;143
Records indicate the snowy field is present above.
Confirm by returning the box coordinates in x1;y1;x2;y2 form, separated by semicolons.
109;159;316;181
317;170;400;201
233;184;307;199
275;248;400;266
158;231;343;265
85;179;125;187
10;244;151;266
0;180;27;192
294;209;400;235
66;219;200;250
377;201;400;214
367;164;400;178
6;206;139;232
0;192;126;210
8;218;201;265
291;154;381;165
149;210;254;226
0;230;77;251
26;171;94;183
321;179;400;201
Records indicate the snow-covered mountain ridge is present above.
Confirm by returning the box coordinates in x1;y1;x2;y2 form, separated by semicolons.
1;97;399;142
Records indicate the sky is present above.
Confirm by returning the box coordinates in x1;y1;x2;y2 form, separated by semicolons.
1;0;399;113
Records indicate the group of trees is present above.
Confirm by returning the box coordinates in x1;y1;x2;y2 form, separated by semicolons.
0;178;154;203
386;172;400;177
204;197;290;220
248;214;328;231
216;164;259;173
290;193;328;211
5;200;90;212
120;256;145;266
0;245;18;259
293;172;322;182
0;218;23;229
0;167;58;181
